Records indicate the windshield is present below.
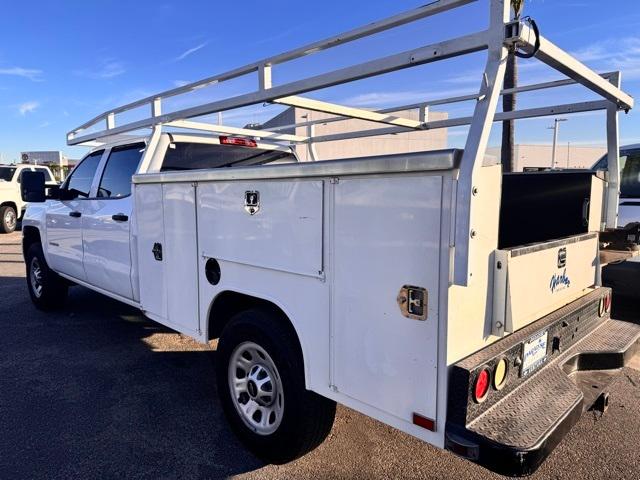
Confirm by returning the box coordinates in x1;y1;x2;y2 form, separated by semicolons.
161;142;297;171
0;166;16;182
593;150;640;198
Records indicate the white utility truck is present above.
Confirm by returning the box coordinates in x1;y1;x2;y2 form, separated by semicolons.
0;164;56;233
20;0;639;475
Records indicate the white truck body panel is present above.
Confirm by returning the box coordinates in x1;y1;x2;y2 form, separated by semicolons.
135;184;167;321
494;234;599;335
332;174;443;421
131;155;459;446
162;183;200;334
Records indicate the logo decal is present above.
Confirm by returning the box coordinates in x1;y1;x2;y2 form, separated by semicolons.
550;269;571;293
244;190;260;215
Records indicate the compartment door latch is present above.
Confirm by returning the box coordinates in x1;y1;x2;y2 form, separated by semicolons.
397;285;428;321
152;242;163;261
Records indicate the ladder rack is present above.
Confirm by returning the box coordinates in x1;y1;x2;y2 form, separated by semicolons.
67;0;634;287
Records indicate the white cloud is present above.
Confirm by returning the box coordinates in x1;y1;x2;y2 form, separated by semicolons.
173;80;191;87
174;42;208;61
0;66;43;81
75;59;126;79
340;87;475;108
19;101;39;115
572;37;640;80
38;121;50;128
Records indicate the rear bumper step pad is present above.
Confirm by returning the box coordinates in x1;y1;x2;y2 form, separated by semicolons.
445;290;640;476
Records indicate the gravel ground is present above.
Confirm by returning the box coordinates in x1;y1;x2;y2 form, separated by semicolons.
0;230;639;479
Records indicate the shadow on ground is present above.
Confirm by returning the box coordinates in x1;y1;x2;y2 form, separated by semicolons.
0;276;263;479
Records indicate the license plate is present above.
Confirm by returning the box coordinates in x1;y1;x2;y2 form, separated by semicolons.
521;330;549;377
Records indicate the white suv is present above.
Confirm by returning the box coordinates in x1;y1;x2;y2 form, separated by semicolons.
0;164;56;233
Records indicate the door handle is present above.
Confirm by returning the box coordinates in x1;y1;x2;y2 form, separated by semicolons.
112;214;129;222
69;211;81;218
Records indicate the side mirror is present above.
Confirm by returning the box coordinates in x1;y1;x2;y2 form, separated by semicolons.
46;184;61;200
20;171;46;203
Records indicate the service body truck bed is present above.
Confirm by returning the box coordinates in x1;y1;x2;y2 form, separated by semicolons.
21;0;638;475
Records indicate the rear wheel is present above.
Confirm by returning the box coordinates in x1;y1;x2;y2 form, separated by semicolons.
0;205;17;233
215;309;336;464
25;243;68;310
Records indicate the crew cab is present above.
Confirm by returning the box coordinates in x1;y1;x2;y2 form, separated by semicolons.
17;1;640;476
0;164;56;233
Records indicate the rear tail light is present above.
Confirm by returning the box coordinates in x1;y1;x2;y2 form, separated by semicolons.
474;369;490;403
493;358;508;390
599;292;612;317
219;136;257;147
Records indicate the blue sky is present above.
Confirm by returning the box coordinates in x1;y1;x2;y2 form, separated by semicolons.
0;0;638;163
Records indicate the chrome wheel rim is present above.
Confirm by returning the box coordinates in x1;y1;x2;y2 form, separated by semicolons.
228;341;284;436
4;209;16;231
30;257;43;298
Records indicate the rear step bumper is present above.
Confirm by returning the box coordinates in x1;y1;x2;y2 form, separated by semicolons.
445;289;640;477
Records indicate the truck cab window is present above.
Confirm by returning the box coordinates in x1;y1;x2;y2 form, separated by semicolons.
33;168;54;183
161;142;296;171
97;144;145;198
65;151;103;199
0;167;16;182
620;153;640;198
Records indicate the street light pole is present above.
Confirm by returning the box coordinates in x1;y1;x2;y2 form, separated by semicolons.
548;118;568;169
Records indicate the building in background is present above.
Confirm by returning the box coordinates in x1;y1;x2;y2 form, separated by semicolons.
20;151;78;180
486;144;606;171
261;107;448;161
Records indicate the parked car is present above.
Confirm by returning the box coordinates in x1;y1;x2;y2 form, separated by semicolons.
593;144;640;296
592;144;640;227
0;164;56;233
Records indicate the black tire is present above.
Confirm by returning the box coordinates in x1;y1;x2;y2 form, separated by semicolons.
0;205;17;233
25;242;68;310
216;309;336;464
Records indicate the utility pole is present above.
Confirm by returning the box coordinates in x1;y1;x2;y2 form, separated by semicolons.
547;118;567;169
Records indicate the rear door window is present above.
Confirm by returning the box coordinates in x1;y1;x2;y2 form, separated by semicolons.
97;143;145;198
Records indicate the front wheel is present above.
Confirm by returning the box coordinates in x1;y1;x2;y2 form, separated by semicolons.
215;309;336;464
25;243;68;310
0;205;17;233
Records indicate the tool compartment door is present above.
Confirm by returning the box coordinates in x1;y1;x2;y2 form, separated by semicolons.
332;175;442;421
135;182;200;336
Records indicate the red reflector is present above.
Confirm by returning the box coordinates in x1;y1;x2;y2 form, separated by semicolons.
474;369;490;403
604;293;612;313
412;413;436;432
219;136;257;147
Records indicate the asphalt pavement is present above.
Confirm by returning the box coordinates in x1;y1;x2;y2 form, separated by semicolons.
1;231;639;479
